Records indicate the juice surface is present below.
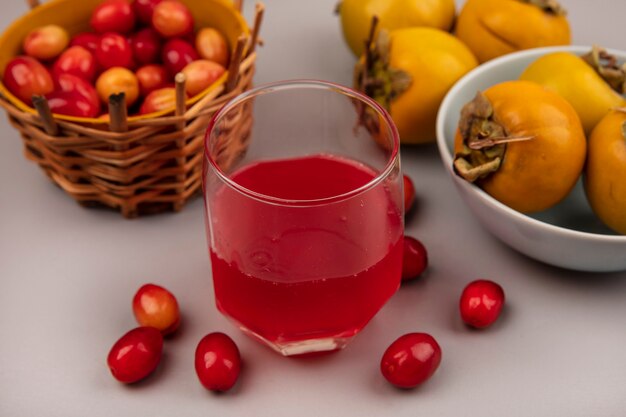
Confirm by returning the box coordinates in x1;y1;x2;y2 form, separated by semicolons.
208;154;403;344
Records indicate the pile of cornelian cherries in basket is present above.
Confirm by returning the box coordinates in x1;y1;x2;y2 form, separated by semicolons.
3;0;229;118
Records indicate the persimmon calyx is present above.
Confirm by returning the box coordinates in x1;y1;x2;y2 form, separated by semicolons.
353;18;411;141
520;0;567;16
582;46;626;94
454;92;534;183
354;24;412;112
334;1;342;15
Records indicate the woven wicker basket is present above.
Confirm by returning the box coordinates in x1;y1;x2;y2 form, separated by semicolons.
0;0;264;217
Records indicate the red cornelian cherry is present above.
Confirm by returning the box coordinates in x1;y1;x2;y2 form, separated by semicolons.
107;327;163;384
402;236;428;281
459;279;505;329
195;332;241;392
381;333;442;389
132;283;180;335
403;174;416;213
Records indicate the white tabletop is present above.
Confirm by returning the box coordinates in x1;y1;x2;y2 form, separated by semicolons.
1;1;625;416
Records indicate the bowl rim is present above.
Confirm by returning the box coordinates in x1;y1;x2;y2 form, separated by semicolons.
436;45;626;243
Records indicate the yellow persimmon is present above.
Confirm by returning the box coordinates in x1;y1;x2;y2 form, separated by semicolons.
337;0;456;57
585;110;626;234
456;0;571;63
453;80;586;213
355;27;478;144
520;47;626;134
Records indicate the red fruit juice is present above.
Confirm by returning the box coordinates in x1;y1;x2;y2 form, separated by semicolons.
208;154;403;348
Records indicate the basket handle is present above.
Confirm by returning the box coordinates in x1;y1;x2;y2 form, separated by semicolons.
108;93;128;133
27;0;40;9
224;2;264;92
225;35;247;92
174;73;186;128
32;95;59;136
248;2;265;55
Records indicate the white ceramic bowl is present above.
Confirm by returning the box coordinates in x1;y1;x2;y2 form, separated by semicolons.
436;46;626;272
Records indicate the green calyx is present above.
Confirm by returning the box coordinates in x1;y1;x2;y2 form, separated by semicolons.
582;46;626;94
453;92;534;182
520;0;567;16
353;18;412;112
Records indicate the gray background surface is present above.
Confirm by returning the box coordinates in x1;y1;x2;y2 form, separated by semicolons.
1;0;625;416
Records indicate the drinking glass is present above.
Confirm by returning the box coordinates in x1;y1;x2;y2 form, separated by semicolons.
204;80;403;356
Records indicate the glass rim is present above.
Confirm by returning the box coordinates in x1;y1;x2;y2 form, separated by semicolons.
204;79;400;207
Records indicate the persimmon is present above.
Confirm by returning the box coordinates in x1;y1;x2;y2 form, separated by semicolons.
453;80;586;213
456;0;570;63
337;0;456;57
520;47;626;134
585;110;626;234
355;25;477;144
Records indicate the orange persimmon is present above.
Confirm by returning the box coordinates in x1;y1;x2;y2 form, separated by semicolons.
585;110;626;234
456;0;571;63
453;80;586;213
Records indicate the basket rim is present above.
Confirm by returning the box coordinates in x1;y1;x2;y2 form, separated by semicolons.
0;0;250;125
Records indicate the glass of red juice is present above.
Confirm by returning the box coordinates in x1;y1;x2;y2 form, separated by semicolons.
203;80;403;356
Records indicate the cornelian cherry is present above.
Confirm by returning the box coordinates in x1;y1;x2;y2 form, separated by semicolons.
95;67;139;106
107;327;163;384
195;332;241;392
136;64;168;96
52;46;97;82
2;56;54;105
459;280;505;329
133;0;163;25
152;1;194;38
47;90;99;118
161;38;198;76
403;174;415;213
130;28;161;65
55;73;100;112
381;333;442;389
195;28;230;67
132;283;180;335
139;87;177;115
181;60;225;97
90;0;136;35
23;25;69;61
70;32;100;55
402;236;428;281
96;33;133;70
